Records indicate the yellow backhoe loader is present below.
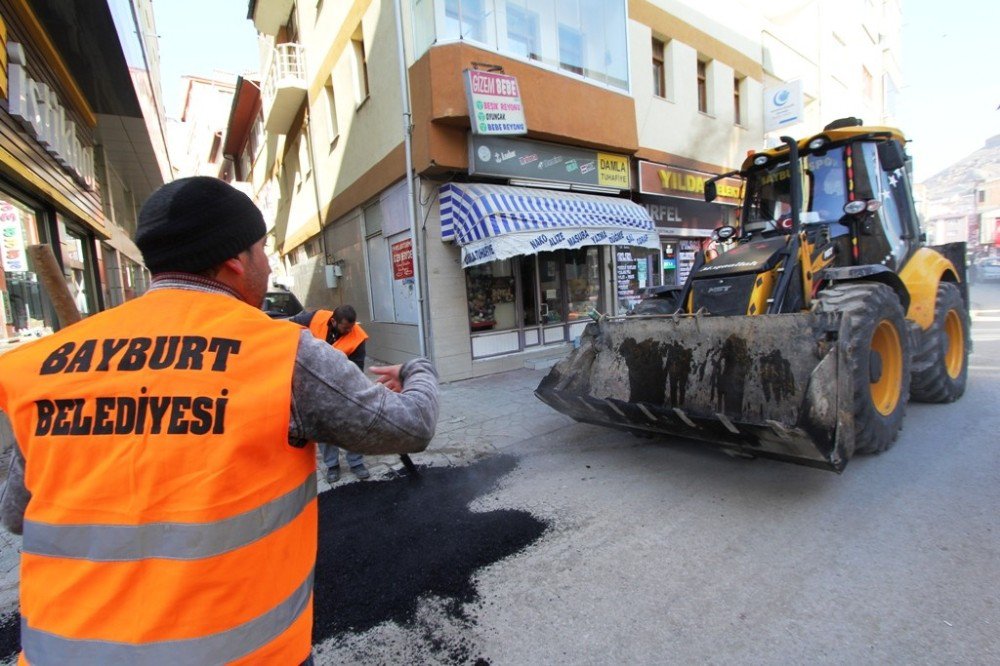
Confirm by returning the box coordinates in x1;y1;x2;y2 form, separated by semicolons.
536;118;970;472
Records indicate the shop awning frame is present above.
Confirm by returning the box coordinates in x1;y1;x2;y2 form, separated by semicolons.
440;182;658;268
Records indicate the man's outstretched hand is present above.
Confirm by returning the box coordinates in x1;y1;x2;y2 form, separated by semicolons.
371;364;403;392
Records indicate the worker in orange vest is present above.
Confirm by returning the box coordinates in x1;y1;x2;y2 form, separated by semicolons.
0;177;439;665
291;305;370;482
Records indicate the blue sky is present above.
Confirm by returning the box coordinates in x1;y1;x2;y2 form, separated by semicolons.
153;0;259;118
152;0;998;183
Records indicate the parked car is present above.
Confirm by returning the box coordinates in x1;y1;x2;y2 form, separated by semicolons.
263;289;304;318
971;257;1000;283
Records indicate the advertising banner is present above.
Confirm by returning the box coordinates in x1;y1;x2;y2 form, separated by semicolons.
0;202;28;272
391;238;414;280
470;135;631;190
460;227;658;268
464;70;527;135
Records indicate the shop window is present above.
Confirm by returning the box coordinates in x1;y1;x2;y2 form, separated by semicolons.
615;246;660;314
466;260;516;331
565;247;600;321
0;194;57;336
60;220;98;318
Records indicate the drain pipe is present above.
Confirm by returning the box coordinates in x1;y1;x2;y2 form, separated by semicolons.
393;0;428;359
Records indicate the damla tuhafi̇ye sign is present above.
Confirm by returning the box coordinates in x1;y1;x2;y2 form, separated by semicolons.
463;70;527;135
469;135;631;190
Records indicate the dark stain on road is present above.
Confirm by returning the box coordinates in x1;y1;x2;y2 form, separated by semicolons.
312;455;548;662
0;456;547;665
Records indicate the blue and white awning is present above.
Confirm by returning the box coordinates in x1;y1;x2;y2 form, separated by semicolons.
440;182;658;267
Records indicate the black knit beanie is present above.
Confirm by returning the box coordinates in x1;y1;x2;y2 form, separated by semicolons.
136;177;267;274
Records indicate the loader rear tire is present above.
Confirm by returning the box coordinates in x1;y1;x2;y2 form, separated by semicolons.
816;282;911;455
910;282;969;403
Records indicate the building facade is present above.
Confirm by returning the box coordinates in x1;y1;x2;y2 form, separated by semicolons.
0;0;170;342
245;0;902;382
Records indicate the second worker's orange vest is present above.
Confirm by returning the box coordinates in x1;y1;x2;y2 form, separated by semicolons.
0;288;317;665
308;309;369;357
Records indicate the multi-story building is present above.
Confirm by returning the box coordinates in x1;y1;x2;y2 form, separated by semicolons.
245;0;902;382
168;75;239;179
1;0;170;342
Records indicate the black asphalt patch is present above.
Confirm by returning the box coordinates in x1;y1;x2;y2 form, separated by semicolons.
0;612;16;661
313;455;548;662
0;456;547;664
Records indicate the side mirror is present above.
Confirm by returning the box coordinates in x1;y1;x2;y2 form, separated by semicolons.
704;180;717;203
712;225;738;241
877;140;906;172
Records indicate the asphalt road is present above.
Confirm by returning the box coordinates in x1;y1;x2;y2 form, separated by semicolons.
315;281;1000;665
1;282;997;664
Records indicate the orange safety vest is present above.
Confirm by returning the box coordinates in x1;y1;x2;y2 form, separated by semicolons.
0;289;316;665
307;310;369;357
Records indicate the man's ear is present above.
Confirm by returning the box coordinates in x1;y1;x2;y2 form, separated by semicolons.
221;255;246;276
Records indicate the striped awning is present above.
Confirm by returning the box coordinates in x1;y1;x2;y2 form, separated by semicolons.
440;182;658;267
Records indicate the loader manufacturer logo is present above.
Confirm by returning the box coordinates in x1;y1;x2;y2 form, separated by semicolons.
707;285;733;294
700;260;758;271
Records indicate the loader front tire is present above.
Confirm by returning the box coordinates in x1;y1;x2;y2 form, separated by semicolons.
816;282;911;455
910;282;969;403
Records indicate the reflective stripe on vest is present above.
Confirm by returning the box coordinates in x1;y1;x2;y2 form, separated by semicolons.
0;289;317;660
22;474;316;561
21;569;314;665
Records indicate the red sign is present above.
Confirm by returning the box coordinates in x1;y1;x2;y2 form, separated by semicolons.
391;238;414;280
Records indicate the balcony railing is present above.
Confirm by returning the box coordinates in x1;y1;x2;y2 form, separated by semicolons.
263;43;307;134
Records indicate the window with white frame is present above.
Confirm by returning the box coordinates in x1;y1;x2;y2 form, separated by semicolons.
697;58;708;113
443;0;487;43
415;0;629;92
734;75;745;125
350;25;370;106
324;77;339;148
652;38;666;98
505;1;540;60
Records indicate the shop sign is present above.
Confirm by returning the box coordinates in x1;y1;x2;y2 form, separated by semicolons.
0;202;28;272
764;79;804;133
638;161;741;206
464;70;527;135
391;238;414;280
6;42;96;189
638;194;731;237
615;248;639;301
470;135;631;190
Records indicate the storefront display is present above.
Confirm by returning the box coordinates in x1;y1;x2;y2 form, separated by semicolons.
0;192;57;338
637;160;740;287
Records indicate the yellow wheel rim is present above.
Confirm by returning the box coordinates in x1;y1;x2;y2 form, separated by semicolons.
871;320;903;416
944;309;965;379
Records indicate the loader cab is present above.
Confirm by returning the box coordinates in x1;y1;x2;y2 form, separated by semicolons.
739;136;921;271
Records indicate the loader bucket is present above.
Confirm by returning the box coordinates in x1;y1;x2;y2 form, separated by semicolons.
535;312;855;472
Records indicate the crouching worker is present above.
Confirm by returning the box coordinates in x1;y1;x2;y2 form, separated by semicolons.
291;304;370;482
0;176;439;665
